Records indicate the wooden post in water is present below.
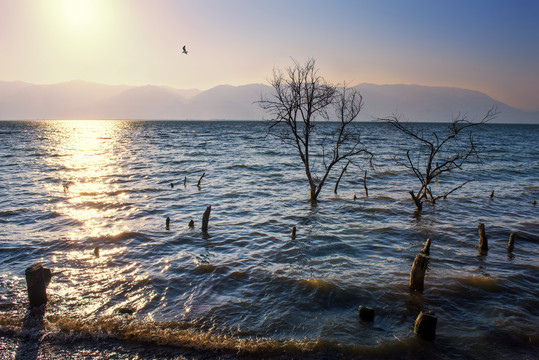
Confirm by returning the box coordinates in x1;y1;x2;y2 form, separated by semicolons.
166;217;171;229
409;254;429;292
414;311;437;341
184;176;187;187
508;233;515;251
25;263;52;308
291;226;296;240
94;247;100;258
197;173;206;188
358;305;374;321
420;238;431;256
478;223;488;252
188;219;195;228
202;206;211;233
490;190;494;199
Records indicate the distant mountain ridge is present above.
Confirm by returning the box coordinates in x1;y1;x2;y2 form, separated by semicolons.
0;80;537;123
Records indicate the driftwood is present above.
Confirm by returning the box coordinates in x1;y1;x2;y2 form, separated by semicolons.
202;206;211;233
25;263;52;308
409;254;429;292
414;311;437;341
358;305;374;321
478;223;488;252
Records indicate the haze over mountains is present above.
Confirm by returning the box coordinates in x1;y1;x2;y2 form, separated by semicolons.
0;80;537;123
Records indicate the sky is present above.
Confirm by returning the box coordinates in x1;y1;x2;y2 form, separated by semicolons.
0;0;538;110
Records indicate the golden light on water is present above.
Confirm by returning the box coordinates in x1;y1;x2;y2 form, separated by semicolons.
45;120;131;239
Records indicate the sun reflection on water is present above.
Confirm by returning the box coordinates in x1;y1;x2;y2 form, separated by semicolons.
44;120;132;239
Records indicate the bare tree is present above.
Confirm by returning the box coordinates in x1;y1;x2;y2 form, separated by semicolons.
379;108;498;210
258;58;371;202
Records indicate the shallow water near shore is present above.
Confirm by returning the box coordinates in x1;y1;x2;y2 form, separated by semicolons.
0;120;538;359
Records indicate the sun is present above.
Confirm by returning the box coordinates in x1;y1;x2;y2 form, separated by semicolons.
59;0;98;29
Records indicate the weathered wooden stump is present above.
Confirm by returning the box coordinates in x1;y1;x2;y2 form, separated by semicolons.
508;233;515;251
188;219;195;228
409;253;429;292
358;305;374;322
414;311;437;341
94;247;100;258
478;223;488;252
291;226;296;240
202;206;211;233
25;263;52;308
166;217;171;229
420;238;431;256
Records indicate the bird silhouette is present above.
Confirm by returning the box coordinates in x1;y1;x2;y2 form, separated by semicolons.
182;45;188;54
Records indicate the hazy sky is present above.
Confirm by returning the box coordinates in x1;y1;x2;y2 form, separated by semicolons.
1;0;538;110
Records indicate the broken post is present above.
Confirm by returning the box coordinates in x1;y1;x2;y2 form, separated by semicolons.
202;206;211;233
25;263;52;308
478;223;488;252
414;311;437;341
358;305;374;322
508;233;515;251
184;176;187;187
188;219;195;228
197;173;206;188
490;189;494;199
409;253;429;292
166;217;171;229
420;238;431;256
291;226;296;240
94;247;100;258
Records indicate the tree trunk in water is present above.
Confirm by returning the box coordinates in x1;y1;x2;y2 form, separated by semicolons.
202;206;211;233
410;190;422;211
420;238;431;256
409;254;429;292
478;223;488;252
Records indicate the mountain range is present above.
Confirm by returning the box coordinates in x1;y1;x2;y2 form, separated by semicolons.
0;80;537;123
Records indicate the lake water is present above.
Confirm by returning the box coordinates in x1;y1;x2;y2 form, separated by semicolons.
0;120;538;359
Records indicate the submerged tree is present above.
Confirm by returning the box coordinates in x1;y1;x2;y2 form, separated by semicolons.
258;58;371;202
379;108;498;210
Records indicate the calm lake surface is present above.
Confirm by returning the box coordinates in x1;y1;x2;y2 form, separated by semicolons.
0;120;538;359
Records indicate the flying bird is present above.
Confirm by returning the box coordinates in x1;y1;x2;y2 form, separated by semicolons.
182;45;188;54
